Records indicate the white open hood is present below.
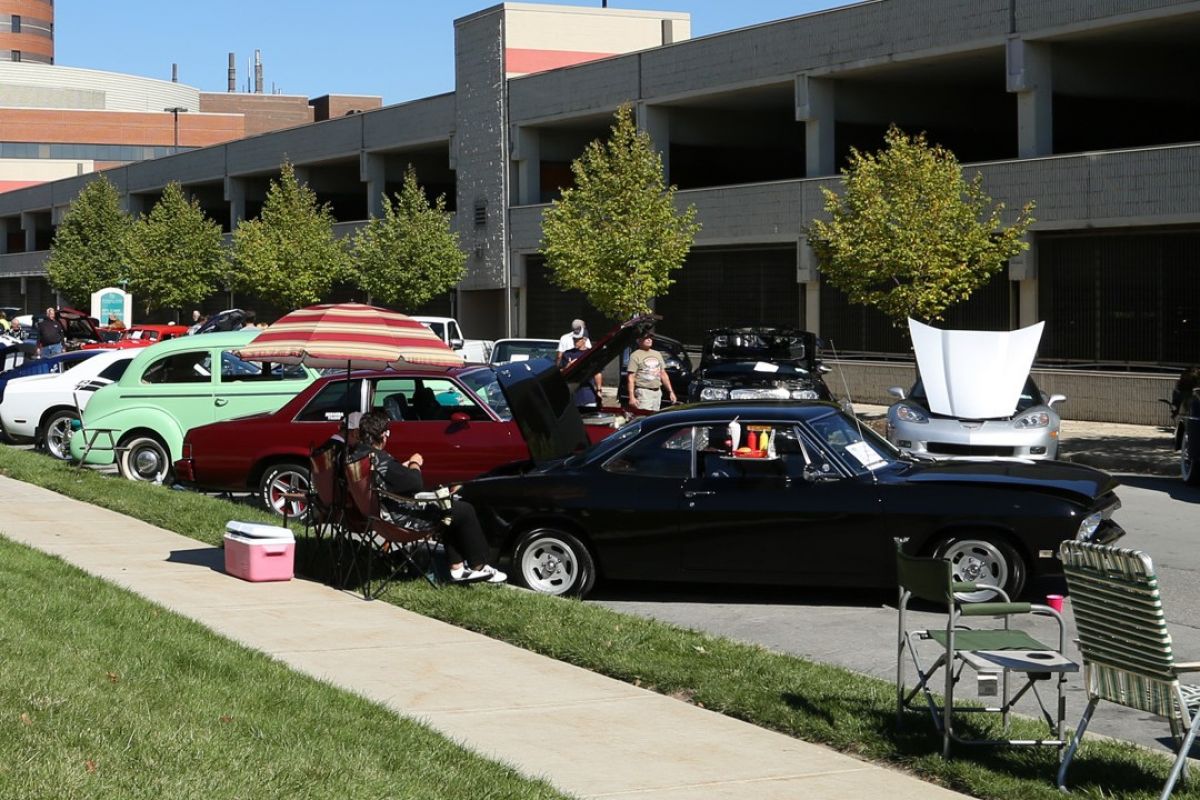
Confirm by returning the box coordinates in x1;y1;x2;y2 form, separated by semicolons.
909;319;1044;419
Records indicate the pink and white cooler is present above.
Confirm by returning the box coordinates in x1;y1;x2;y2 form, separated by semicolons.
224;521;295;582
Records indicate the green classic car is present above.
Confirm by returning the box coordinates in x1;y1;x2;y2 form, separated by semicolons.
69;330;318;483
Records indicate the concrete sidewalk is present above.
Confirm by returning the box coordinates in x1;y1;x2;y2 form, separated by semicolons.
0;473;968;800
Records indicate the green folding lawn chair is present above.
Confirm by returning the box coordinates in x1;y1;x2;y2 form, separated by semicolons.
1058;541;1200;799
896;546;1074;758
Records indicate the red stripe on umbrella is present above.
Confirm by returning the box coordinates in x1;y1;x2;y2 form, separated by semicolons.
235;302;464;370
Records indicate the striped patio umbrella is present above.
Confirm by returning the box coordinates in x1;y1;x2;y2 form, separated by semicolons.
235;302;463;369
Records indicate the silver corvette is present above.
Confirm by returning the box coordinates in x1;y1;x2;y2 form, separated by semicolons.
886;376;1066;460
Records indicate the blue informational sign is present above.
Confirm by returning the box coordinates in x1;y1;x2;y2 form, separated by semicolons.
99;291;125;323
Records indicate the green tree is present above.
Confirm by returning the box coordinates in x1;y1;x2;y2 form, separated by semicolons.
230;161;351;310
806;125;1035;325
126;182;226;318
540;104;700;319
45;176;133;305
351;166;465;311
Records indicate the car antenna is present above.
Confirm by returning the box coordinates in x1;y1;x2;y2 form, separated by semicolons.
825;337;878;485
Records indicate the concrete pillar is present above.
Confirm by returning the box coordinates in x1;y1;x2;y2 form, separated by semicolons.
1006;37;1053;158
224;177;247;229
360;152;387;219
0;218;16;254
795;75;836;177
511;126;541;206
636;102;671;182
1008;235;1039;328
20;211;37;252
798;236;821;334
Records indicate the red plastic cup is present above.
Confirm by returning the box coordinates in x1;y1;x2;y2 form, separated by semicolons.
1046;594;1064;613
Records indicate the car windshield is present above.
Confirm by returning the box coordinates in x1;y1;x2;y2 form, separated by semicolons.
492;341;557;364
423;321;446;340
909;376;1043;415
709;331;806;362
459;367;512;421
805;410;900;474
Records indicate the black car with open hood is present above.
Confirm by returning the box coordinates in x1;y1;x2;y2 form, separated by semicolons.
459;401;1125;599
688;326;831;403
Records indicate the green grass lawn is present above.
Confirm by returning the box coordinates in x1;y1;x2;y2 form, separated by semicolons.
0;535;569;800
1;445;1196;800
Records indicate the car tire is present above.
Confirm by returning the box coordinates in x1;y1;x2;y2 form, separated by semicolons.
931;534;1026;602
513;528;596;597
260;462;311;518
41;409;79;460
118;434;172;484
1183;428;1198;486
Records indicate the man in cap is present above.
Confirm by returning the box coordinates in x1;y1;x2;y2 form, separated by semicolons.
626;331;676;411
556;318;587;366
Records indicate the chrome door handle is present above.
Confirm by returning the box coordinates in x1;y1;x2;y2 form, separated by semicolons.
684;490;715;498
214;398;228;406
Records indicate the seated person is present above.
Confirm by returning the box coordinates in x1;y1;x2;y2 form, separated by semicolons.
352;410;506;584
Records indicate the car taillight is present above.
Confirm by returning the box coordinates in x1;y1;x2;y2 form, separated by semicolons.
181;443;193;461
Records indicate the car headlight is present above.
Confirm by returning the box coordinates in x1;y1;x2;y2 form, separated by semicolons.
699;386;730;401
1076;511;1103;541
895;404;927;423
1014;410;1051;429
664;358;681;370
791;389;819;400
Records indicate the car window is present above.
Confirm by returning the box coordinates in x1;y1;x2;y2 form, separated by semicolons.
219;350;308;382
296;379;363;422
411;378;489;422
459;368;512;420
373;377;418;421
59;358;89;374
97;359;132;382
449;321;462;341
423;321;445;340
141;351;213;384
603;426;693;478
806;411;898;474
689;422;832;480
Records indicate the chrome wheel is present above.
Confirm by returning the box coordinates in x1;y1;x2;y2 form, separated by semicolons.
935;537;1023;603
514;529;595;597
119;436;171;484
43;411;78;460
260;463;311;518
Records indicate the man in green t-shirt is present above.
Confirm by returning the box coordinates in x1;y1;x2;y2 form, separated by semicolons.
625;332;676;411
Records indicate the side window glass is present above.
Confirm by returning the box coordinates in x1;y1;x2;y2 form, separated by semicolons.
97;359;132;383
603;426;693;478
219;351;308;381
141;351;212;384
411;379;489;421
449;321;462;341
373;377;417;421
296;379;363;422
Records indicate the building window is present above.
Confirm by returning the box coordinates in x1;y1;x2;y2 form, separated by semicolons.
10;51;19;62
11;15;20;33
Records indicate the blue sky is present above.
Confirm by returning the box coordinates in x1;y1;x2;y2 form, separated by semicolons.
56;1;847;104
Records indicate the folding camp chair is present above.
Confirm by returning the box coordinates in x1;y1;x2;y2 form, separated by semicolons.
1058;541;1200;799
342;454;448;599
896;546;1075;758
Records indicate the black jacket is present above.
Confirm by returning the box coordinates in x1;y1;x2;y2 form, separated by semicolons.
36;318;63;345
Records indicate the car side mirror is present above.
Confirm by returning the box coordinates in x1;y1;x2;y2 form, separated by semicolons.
449;411;471;425
1048;394;1066;407
449;338;464;350
887;386;906;400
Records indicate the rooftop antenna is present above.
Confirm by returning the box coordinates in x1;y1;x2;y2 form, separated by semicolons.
254;49;264;94
825;337;879;485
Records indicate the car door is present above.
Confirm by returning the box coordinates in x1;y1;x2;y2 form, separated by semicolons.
679;421;885;585
215;350;311;420
371;376;523;485
582;423;694;580
131;347;217;429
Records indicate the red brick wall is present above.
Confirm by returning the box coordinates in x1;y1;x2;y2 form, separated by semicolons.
198;93;314;136
0;108;245;147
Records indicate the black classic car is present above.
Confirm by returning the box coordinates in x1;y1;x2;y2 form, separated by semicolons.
688;326;832;403
464;363;1125;599
1167;366;1200;485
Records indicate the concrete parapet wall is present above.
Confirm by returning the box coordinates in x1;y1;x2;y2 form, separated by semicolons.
823;360;1177;426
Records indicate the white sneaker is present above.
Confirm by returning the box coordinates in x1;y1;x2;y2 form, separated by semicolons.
450;564;507;584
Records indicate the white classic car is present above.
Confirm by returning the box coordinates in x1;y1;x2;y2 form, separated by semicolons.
0;349;137;459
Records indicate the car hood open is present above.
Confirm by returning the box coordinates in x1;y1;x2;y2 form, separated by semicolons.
498;315;654;463
56;307;103;343
909;319;1044;419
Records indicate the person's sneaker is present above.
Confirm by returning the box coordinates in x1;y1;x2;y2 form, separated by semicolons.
449;564;507;584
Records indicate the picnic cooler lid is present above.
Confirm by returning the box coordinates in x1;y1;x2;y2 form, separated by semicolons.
225;520;295;544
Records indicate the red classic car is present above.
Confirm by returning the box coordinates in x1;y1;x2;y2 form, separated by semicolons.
173;364;617;515
82;324;190;350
